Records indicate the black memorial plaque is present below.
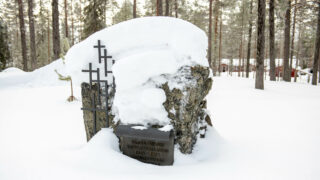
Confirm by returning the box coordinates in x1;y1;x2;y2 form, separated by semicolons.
115;125;174;166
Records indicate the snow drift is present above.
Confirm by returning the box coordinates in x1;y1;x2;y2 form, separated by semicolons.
62;17;209;126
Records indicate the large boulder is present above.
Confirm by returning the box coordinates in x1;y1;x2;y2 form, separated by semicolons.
81;65;212;153
64;17;213;153
159;65;212;153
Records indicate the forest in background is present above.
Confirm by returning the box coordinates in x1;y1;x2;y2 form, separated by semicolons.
0;0;319;88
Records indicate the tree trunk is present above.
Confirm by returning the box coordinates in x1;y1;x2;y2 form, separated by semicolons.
246;0;253;78
47;10;51;64
238;0;245;77
283;0;291;82
269;0;276;81
212;0;219;76
289;0;297;71
174;0;178;18
133;0;137;18
28;0;37;70
157;0;163;16
64;0;68;38
71;0;74;45
294;24;302;82
165;0;169;16
17;0;28;71
52;0;61;60
311;2;320;85
218;11;222;76
319;49;320;83
208;0;213;72
255;0;265;90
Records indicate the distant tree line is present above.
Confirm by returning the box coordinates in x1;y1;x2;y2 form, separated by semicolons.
0;0;319;88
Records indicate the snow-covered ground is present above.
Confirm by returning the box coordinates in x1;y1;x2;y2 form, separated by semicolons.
1;67;320;180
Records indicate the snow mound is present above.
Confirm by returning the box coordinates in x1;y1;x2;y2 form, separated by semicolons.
62;17;208;126
1;67;25;74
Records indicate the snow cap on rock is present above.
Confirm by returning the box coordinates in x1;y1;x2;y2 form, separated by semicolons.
63;17;209;126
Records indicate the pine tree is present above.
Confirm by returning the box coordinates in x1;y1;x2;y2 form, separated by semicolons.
255;0;265;90
0;0;17;68
82;0;106;39
156;0;163;16
36;0;51;67
0;19;10;71
52;0;61;60
238;0;245;77
208;0;213;73
269;0;276;81
283;0;291;82
28;0;37;70
174;0;178;18
165;0;169;16
289;0;297;72
133;0;137;18
112;0;134;25
144;0;156;16
64;0;69;38
311;1;320;85
212;0;220;76
17;0;28;71
246;0;253;78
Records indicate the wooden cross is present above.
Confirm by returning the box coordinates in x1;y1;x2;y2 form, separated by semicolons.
94;40;106;63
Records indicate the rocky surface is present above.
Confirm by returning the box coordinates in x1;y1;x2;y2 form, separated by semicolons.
81;65;212;153
81;83;115;141
159;65;212;154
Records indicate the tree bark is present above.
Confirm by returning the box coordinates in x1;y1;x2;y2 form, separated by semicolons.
269;0;276;81
255;0;266;90
238;0;245;77
52;0;61;60
165;0;169;16
246;0;253;78
208;0;213;72
213;0;219;76
174;0;178;18
218;11;222;75
289;0;297;71
294;24;301;82
283;0;291;82
17;0;28;71
28;0;37;70
64;0;68;38
47;10;51;64
71;0;74;45
133;0;137;18
312;1;320;85
157;0;163;16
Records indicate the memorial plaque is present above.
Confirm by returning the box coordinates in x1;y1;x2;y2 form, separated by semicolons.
115;125;174;166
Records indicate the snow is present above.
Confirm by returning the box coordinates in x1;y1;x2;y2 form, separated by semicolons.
1;67;320;179
221;58;301;69
1;16;320;179
58;17;209;126
132;126;148;130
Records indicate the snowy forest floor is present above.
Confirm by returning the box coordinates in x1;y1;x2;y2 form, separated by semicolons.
0;70;320;180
